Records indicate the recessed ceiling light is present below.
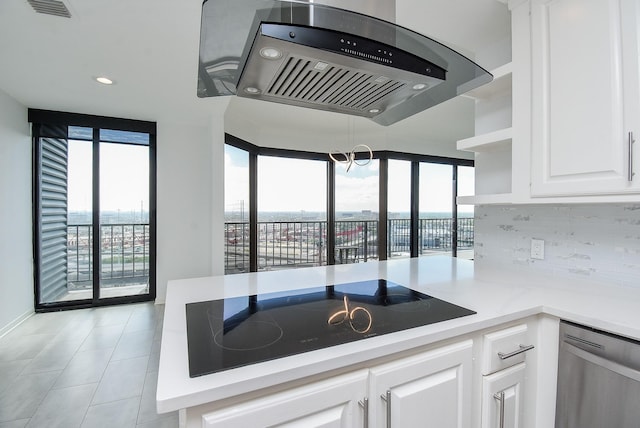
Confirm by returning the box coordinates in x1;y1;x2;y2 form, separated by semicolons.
95;76;114;85
369;108;381;114
244;87;260;94
259;47;282;60
412;83;428;90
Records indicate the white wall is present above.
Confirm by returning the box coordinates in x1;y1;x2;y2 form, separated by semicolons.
474;204;640;287
0;101;226;311
224;96;475;160
210;103;228;278
155;99;228;303
0;89;34;335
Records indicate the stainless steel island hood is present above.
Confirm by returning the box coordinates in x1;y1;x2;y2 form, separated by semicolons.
198;0;492;126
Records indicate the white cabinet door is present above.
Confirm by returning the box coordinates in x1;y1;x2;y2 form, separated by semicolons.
481;362;526;428
368;340;473;428
530;0;640;197
201;370;368;428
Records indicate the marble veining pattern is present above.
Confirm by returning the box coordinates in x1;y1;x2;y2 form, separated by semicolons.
474;204;640;286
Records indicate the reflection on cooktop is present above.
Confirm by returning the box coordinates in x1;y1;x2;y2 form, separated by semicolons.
185;279;475;378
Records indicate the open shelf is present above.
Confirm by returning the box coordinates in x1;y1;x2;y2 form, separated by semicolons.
462;62;512;100
457;127;512;153
458;58;514;205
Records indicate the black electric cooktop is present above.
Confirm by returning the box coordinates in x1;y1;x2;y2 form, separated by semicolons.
185;279;475;378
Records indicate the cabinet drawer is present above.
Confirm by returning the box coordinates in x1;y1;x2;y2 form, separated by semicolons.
482;324;533;375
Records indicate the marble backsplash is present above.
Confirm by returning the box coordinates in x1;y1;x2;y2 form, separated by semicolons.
474;204;640;287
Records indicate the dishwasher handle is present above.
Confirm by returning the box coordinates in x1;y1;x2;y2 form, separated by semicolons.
564;341;640;382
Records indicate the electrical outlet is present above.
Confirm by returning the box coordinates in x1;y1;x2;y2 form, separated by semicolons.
531;238;545;260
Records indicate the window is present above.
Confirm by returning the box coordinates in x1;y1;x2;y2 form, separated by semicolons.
457;165;475;260
387;160;411;258
335;159;379;264
257;156;327;270
224;144;250;273
223;134;473;274
31;110;156;310
419;163;454;256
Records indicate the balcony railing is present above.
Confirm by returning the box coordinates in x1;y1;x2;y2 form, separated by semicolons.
67;223;150;290
224;218;474;274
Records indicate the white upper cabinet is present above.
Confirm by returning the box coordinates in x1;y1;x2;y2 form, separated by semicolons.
530;0;640;197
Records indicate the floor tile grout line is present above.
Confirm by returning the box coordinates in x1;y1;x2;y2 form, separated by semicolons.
2;303;165;428
87;393;144;407
78;393;144;428
135;389;146;426
78;398;91;428
135;354;156;425
17;309;99;424
15;357;35;378
19;369;63;426
81;321;132;411
80;310;146;427
15;318;119;423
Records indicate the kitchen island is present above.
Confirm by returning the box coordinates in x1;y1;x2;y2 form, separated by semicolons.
157;256;640;427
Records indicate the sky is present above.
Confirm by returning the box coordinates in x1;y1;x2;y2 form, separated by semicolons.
224;145;475;215
67;140;149;213
67;140;474;215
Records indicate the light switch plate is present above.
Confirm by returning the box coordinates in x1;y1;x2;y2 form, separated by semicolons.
531;238;545;260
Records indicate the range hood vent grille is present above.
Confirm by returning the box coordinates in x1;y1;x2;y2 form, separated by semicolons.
198;1;494;125
266;55;406;113
27;0;71;18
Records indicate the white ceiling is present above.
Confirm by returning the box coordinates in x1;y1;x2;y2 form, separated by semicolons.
0;0;510;155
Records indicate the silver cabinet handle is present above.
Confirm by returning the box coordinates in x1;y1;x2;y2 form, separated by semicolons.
358;398;369;428
493;391;505;428
380;390;391;427
498;344;535;360
629;132;635;182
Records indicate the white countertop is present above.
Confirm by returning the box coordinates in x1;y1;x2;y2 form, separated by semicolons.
157;256;640;413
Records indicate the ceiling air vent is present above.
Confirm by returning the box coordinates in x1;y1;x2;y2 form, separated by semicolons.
27;0;71;18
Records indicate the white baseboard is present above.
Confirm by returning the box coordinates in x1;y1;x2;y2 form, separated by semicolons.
0;309;35;339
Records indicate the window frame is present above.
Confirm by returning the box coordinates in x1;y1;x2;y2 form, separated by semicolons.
225;134;473;274
30;109;157;311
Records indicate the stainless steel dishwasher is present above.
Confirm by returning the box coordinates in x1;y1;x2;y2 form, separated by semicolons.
555;320;640;428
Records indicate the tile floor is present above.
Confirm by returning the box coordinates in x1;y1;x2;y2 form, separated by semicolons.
0;302;178;427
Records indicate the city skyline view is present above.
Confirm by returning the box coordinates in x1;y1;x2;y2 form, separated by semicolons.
223;209;474;221
224;144;475;219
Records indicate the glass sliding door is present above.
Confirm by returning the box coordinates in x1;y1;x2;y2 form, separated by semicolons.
419;163;454;256
457;165;475;260
387;160;411;259
257;156;327;270
224;144;250;274
334;159;379;263
64;131;94;301
99;130;151;299
32;113;156;310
